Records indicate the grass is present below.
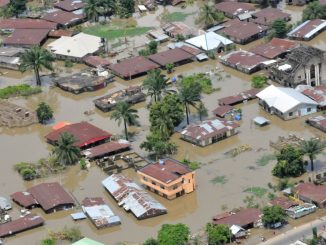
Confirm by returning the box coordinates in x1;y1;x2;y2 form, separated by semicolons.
0;84;41;99
256;154;277;166
244;187;268;198
162;11;195;22
210;175;227;185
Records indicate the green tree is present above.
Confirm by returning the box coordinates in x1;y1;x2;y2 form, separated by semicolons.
262;205;286;228
302;1;326;21
36;102;53;124
143;238;157;245
117;0;134;18
19;46;54;86
165;63;174;74
196;3;224;28
143;69;169;102
251;75;267;88
205;223;231;245
9;0;27;17
271;19;290;38
53;133;81;166
102;0;115;18
272;146;305;178
41;238;56;245
197;102;208;121
110;101;139;140
83;0;104;22
148;40;158;54
300;138;325;172
157;223;190;245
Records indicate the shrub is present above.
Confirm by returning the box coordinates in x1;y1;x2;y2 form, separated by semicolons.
36;102;53;124
64;60;73;68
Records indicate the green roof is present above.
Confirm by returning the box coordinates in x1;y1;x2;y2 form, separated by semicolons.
72;237;105;245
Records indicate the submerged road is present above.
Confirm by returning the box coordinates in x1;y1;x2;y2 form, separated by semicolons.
259;216;326;245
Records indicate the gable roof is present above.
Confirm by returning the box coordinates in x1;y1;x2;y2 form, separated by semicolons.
54;0;85;12
42;9;85;26
251;7;291;26
215;2;255;17
288;19;326;39
295;183;326;204
185;32;233;51
213;208;261;227
148;48;194;66
0;18;57;30
3;29;49;46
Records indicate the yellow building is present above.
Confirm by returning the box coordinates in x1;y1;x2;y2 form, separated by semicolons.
137;158;196;200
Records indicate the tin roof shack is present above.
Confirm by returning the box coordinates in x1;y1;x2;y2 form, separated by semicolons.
148;48;194;68
218;20;268;44
215;2;255;18
72;237;105;245
162;22;195;38
3;29;49;47
286;203;317;219
42;9;86;28
251;8;291;26
81;197;121;229
48;33;103;62
218;89;260;106
102;174;167;220
307;115;326;133
10;192;38;209
110;56;160;79
94;86;146;112
220;50;268;74
0;47;25;70
0;19;57;31
0;197;11;211
181;118;239;147
0;214;44;238
213;208;262;229
82;140;131;160
45;121;112;149
212;105;235;118
54;73;112;94
296;84;326;108
288;19;326;41
294;183;326;208
185;32;233;52
83;56;111;68
250;38;298;59
269;197;298;210
54;0;85;12
138;158;196;200
257;85;318;120
269;46;326;87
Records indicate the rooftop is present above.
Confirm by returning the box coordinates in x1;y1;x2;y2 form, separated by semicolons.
11;191;38;208
185;32;233;51
0;18;57;30
82;140;131;159
212;105;234;117
148;48;194;66
215;2;255;17
296;84;326;106
83;55;111;68
295;183;326;204
251;7;291;26
220;50;268;70
3;29;49;46
307;115;326;132
213;208;262;227
162;22;194;37
0;47;25;57
72;238;105;245
82;204;121;229
288;19;326;39
42;9;85;26
48;29;74;38
269;196;298;210
54;0;85;12
218;88;260;106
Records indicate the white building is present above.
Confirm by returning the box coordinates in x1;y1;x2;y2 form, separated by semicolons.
185;32;233;52
257;85;318;120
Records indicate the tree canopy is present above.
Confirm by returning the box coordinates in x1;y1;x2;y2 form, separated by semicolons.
251;75;267;88
302;2;326;21
157;223;190;245
262;205;286;228
36;102;53;124
53;133;80;166
143;69;168;102
300;138;325;172
205;223;231;245
271;19;291;39
8;0;27;17
196;3;224;28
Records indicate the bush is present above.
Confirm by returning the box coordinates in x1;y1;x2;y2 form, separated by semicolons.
157;223;190;245
36;102;53;124
79;158;87;170
181;73;215;94
182;159;200;170
64;60;73;68
41;238;56;245
206;223;231;245
251;75;267;88
0;84;41;99
262;205;286;228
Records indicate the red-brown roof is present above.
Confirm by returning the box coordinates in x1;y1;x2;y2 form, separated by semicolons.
212;105;234;117
0;214;44;238
162;22;194;37
148;48;194;66
269;197;298;210
54;0;85;12
42;10;85;26
11;191;38;208
307;115;326;132
180;45;202;56
221;50;268;70
45;121;112;148
110;56;160;78
83;55;111;68
288;19;326;39
219;20;268;41
0;0;9;7
218;88;260;106
82;197;105;207
0;19;57;30
251;8;291;26
295;183;326;204
48;29;74;38
27;182;74;212
301;85;326;105
138;158;192;184
82;140;131;159
213;208;261;227
3;29;49;46
250;38;298;59
215;2;255;17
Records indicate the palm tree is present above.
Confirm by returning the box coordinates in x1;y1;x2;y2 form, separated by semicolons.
102;0;115;19
111;101;139;140
19;46;54;86
197;102;208;121
151;106;174;140
53;132;80;166
178;82;201;125
300;138;325;172
143;69;169;102
84;0;104;22
196;3;224;29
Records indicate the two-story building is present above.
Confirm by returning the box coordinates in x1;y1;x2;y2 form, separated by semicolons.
137;158;196;200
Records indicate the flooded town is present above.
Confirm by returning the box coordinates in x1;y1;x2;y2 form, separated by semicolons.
0;0;326;245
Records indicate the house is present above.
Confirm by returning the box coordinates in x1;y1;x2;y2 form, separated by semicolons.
42;9;86;28
181;118;239;147
0;197;11;210
212;208;262;229
48;33;103;61
218;20;268;44
296;84;326;108
148;48;194;67
306;115;326;132
11;182;75;213
45;121;111;149
269;46;326;87
185;32;233;52
269;196;298;210
230;225;247;239
54;0;85;12
102;174;167;220
0;18;57;31
82;140;131;160
109;56;160;79
81;197;121;229
212;105;235;118
48;29;74;38
257;85;318;120
220;50;268;74
218;89;260;106
288;19;326;41
72;238;105;245
3;29;49;47
0;214;44;238
215;2;255;18
83;56;111;68
294;183;326;208
137;158;196;200
250;38;298;59
286;203;317;219
0;47;25;70
251;8;291;26
162;22;194;38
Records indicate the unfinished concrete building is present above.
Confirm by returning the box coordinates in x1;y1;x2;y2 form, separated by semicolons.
269;46;326;87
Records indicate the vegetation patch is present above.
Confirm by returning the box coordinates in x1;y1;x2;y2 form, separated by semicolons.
256;154;277;166
162;11;195;22
211;175;227;185
182;159;200;170
0;84;41;99
180;73;217;94
244;186;267;198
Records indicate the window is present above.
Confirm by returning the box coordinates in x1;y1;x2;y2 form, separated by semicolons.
188;179;191;183
160;185;165;190
143;177;148;181
289;112;293;117
307;108;311;112
173;185;178;190
151;181;156;185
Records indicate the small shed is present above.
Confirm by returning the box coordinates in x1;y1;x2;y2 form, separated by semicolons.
0;197;11;211
253;116;270;127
